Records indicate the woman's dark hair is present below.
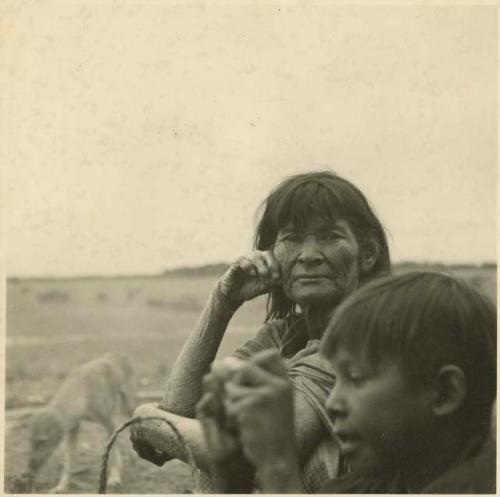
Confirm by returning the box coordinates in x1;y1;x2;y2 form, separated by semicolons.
254;171;391;320
320;272;497;436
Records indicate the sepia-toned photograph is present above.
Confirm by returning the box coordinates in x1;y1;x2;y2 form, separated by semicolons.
2;2;497;494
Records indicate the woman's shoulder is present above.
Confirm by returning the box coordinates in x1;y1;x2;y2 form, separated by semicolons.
267;314;309;359
231;315;307;360
263;314;306;337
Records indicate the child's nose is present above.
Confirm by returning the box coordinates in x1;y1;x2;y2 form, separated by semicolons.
325;387;347;420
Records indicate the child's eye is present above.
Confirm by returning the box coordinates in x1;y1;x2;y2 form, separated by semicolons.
347;373;368;386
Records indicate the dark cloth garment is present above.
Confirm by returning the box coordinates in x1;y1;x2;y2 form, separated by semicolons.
423;434;495;494
320;433;496;494
232;315;310;360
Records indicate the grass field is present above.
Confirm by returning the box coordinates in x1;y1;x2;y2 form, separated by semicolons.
4;266;496;493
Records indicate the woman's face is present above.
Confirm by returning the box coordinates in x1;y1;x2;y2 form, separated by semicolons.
273;218;362;308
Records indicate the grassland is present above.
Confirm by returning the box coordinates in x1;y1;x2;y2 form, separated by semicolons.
4;265;496;493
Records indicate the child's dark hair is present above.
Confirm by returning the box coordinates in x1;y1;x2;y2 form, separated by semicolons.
254;171;391;320
321;271;497;435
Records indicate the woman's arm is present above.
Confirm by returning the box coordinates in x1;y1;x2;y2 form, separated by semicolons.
131;252;281;463
129;288;239;466
130;403;212;472
130;372;327;471
161;251;281;417
159;287;239;417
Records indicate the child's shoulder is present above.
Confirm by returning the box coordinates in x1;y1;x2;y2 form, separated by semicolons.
424;434;496;494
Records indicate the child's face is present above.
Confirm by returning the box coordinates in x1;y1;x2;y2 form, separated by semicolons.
325;347;435;473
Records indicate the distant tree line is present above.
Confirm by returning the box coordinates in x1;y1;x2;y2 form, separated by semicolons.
161;263;231;278
160;261;496;278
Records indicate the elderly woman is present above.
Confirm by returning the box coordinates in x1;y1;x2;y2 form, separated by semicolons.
130;171;390;492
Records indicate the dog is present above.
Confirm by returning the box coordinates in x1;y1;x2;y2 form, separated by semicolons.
26;352;137;493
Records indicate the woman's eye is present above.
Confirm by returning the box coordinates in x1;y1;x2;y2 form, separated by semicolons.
321;231;341;241
282;233;300;242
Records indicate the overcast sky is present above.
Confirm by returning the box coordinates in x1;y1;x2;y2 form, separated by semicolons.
2;3;497;277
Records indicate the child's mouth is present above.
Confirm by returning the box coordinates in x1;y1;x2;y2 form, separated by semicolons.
335;431;363;455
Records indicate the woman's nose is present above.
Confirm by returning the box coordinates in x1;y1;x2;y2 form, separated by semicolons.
297;236;323;264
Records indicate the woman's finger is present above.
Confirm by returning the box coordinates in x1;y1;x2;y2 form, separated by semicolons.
252;252;271;280
262;251;281;283
236;257;258;277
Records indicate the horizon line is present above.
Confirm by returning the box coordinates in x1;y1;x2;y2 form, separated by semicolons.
6;260;497;281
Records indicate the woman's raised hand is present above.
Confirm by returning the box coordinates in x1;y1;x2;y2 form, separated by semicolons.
216;251;281;307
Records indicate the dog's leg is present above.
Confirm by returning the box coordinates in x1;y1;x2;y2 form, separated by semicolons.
104;420;123;492
49;426;79;494
120;383;138;418
106;447;123;492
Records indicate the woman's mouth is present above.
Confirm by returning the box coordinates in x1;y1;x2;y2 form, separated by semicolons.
294;274;330;282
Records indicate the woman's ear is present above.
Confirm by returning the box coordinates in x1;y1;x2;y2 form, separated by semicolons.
432;365;467;417
360;231;380;274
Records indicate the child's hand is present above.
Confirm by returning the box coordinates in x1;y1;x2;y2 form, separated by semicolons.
196;376;255;492
216;251;282;307
196;390;239;463
224;350;299;470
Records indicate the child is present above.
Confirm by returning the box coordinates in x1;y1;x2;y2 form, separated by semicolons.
211;272;496;493
319;271;496;493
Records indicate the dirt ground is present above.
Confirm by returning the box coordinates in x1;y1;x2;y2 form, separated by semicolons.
4;415;194;494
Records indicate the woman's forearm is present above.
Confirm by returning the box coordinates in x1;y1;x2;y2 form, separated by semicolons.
132;403;211;471
160;287;239;417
